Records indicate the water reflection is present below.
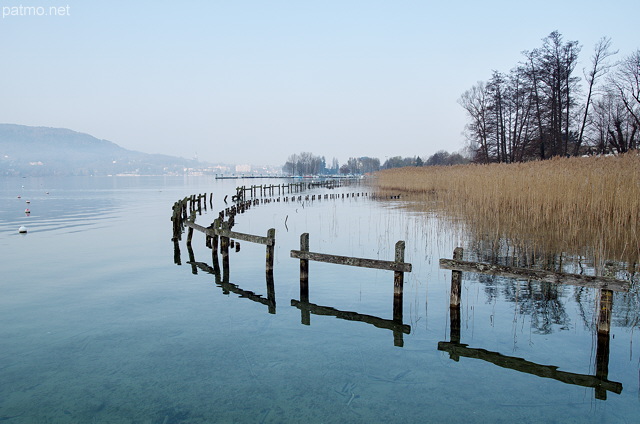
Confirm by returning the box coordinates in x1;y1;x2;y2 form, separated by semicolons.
175;234;410;345
465;233;640;282
181;243;277;314
437;337;622;400
293;260;409;346
291;299;410;348
440;271;623;400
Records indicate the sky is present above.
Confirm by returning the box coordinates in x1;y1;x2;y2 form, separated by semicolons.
1;0;638;166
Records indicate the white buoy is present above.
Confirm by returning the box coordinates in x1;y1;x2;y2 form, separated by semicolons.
18;226;27;233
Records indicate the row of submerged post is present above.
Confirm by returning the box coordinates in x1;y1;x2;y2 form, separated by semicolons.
171;178;387;242
170;178;414;346
169;180;631;394
233;179;344;200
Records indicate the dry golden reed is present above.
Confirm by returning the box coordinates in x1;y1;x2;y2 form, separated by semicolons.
374;153;640;269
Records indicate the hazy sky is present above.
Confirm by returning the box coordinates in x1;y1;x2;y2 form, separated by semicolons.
1;1;638;166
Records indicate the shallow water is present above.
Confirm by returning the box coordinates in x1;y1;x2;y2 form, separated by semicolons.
1;176;638;423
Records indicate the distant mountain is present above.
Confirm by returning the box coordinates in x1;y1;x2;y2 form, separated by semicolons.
0;124;201;176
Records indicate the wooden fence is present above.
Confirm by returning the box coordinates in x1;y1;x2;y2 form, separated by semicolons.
234;179;347;200
290;233;412;346
184;219;275;275
439;247;625;400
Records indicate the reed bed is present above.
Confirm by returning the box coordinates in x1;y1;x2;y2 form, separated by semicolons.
374;153;640;274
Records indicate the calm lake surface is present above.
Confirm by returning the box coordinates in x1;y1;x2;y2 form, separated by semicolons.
1;176;638;423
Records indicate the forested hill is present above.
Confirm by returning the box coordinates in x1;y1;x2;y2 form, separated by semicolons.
0;124;198;176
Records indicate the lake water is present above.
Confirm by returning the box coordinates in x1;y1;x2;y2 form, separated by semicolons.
1;176;638;423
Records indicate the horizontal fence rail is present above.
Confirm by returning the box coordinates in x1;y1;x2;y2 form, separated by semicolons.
291;234;412;273
291;250;412;273
185;220;275;246
439;257;630;292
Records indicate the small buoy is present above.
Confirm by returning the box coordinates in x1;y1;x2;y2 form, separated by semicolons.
18;226;27;233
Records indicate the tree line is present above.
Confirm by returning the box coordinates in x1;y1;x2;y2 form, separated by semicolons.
282;151;468;175
459;31;639;163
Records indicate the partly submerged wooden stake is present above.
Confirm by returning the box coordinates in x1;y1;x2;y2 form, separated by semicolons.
450;247;463;307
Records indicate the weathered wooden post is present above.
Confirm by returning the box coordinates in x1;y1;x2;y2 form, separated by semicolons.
171;203;180;241
393;240;405;347
597;289;613;335
211;220;221;275
450;247;463;307
449;247;463;356
266;228;276;274
300;232;310;325
173;239;181;265
221;221;230;281
186;225;194;246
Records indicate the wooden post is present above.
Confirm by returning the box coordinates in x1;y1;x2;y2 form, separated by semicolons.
300;233;309;299
597;289;613;335
221;221;230;280
211;219;220;256
450;247;463;307
393;240;405;347
266;228;276;274
186;226;194;245
449;247;463;352
211;222;220;275
300;233;310;325
173;239;181;265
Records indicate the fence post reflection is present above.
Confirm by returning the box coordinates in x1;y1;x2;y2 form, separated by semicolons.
595;288;613;400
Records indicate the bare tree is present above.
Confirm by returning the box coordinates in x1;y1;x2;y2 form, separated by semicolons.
575;37;617;155
458;81;493;162
610;49;640;130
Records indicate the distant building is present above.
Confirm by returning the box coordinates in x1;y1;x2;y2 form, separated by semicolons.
235;164;251;173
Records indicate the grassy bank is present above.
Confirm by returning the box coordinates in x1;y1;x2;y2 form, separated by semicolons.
374;153;640;270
